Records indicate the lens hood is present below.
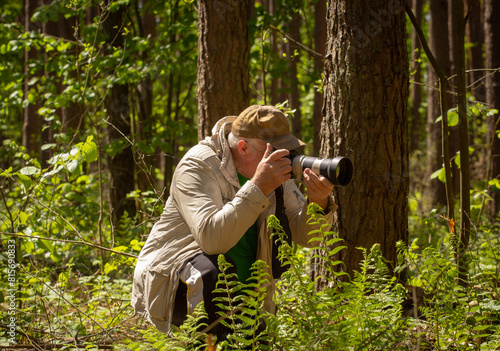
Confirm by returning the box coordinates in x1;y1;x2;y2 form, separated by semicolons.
328;156;353;186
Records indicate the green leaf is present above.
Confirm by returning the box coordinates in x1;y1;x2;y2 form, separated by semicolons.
37;238;54;253
58;271;69;288
489;179;500;190
486;108;498;117
22;240;35;254
18;211;28;225
20;166;40;176
109;0;130;12
447;109;459;127
430;167;445;183
471;105;480;116
81;136;98;162
66;159;80;173
16;173;32;191
41;143;57;151
0;167;13;177
328;246;347;257
42;165;64;179
37;239;61;262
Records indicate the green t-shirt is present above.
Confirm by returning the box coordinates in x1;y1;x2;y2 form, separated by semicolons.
225;173;258;283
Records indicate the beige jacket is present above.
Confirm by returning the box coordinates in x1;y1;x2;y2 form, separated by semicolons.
131;117;336;333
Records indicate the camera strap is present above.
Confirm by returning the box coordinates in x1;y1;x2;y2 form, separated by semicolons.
271;185;293;279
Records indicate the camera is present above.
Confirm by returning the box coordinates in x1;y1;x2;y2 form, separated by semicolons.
287;150;353;187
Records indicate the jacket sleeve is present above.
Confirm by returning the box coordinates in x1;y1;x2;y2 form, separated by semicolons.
171;153;271;255
282;180;337;248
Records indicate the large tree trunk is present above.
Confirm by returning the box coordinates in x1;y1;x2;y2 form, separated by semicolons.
197;0;250;140
103;6;136;224
422;0;451;210
312;0;409;285
485;0;500;217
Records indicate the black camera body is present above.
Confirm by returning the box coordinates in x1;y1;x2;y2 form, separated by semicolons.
287;150;353;187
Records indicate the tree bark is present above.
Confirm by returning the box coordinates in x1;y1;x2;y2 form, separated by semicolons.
451;0;471;286
285;12;302;139
58;13;80;134
484;0;500;217
313;0;409;284
423;0;451;210
448;0;462;197
103;5;136;224
197;0;250;140
22;0;40;163
409;0;422;154
135;0;157;193
264;0;280;105
313;0;327;157
465;0;485;101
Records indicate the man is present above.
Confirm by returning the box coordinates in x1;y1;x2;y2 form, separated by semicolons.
132;105;336;338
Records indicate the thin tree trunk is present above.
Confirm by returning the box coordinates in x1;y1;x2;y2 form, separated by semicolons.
264;0;279;105
448;0;461;198
59;14;80;134
423;0;450;210
452;0;470;287
406;2;455;231
485;0;500;217
465;0;485;101
22;0;40;162
465;0;486;179
135;1;156;193
410;0;422;154
286;12;302;139
313;0;326;157
103;5;136;224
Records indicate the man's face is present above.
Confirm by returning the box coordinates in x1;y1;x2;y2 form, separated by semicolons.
246;139;267;178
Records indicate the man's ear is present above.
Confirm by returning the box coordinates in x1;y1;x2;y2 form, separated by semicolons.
237;139;250;156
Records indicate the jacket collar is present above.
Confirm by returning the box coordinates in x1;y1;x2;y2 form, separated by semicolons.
201;116;240;188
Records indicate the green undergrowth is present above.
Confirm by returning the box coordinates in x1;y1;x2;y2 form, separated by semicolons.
117;206;500;351
1;168;500;351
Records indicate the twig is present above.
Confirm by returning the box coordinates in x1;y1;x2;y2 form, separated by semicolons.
269;24;323;59
103;119;162;201
0;232;137;258
21;269;107;333
0;324;44;351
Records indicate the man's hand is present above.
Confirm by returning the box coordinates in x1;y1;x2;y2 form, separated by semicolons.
251;144;292;196
303;168;334;210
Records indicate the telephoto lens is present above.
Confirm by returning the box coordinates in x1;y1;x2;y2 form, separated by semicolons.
290;152;353;186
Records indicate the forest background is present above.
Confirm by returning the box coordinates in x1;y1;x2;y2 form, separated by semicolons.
1;0;500;350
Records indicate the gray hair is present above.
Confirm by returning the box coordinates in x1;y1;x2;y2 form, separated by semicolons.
227;133;262;151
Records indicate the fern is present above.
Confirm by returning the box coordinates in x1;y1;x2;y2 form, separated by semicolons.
210;255;272;350
306;202;348;285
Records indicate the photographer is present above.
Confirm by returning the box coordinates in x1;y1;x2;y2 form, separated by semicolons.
132;105;336;339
